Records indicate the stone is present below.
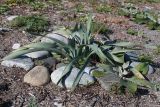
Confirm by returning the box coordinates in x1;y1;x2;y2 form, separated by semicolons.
42;57;56;69
12;43;20;50
96;73;120;91
41;33;68;44
1;58;34;71
25;51;49;59
125;52;138;61
24;66;50;86
130;62;154;75
7;15;18;21
51;66;95;89
56;63;66;69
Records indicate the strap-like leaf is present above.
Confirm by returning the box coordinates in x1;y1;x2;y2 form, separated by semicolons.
71;53;92;91
120;79;138;93
130;68;145;79
124;77;154;89
110;42;134;47
3;48;45;60
56;56;80;85
135;63;149;75
87;14;92;36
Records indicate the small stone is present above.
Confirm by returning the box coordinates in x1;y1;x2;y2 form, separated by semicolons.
12;43;20;50
96;73;120;91
42;57;56;69
25;51;49;59
7;15;18;21
41;33;68;44
130;62;154;75
51;66;95;89
24;66;50;86
1;58;34;71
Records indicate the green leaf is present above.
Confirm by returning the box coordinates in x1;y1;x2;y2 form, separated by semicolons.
87;14;92;35
71;53;92;91
3;48;45;60
130;67;145;79
111;48;134;54
120;79;138;93
110;54;124;63
89;44;114;65
125;76;154;89
111;42;134;47
135;63;149;75
14;42;56;51
57;56;80;85
97;63;114;73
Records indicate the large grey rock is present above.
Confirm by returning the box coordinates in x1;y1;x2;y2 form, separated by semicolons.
24;66;50;86
130;62;154;75
25;51;49;59
41;33;68;44
1;58;34;71
51;66;95;89
96;73;120;91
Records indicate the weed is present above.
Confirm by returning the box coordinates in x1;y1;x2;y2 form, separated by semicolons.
96;4;112;13
0;4;10;14
91;21;111;35
119;3;160;30
138;54;153;63
30;1;47;10
75;3;84;12
127;28;138;35
10;15;49;33
125;0;160;4
28;97;37;107
6;0;35;5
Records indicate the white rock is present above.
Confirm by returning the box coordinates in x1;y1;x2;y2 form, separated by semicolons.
1;58;34;71
25;51;49;58
51;66;95;89
41;33;68;44
24;66;50;86
54;102;64;107
7;15;18;21
84;66;97;74
130;62;154;75
12;43;20;50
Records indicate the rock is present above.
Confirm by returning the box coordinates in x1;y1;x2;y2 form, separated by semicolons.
25;51;49;59
42;57;56;69
130;62;154;75
41;33;68;44
56;63;66;69
7;15;18;21
24;66;50;86
83;66;98;75
12;43;20;50
96;73;120;91
51;66;95;89
125;52;138;61
1;58;34;71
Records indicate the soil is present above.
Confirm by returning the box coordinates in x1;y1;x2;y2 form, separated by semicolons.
0;0;160;107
